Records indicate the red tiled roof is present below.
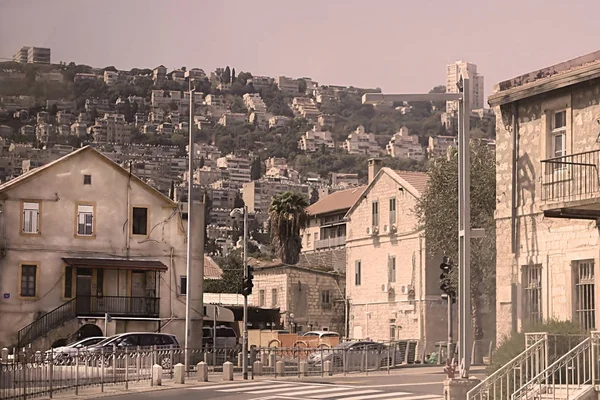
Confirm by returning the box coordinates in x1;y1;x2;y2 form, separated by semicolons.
204;255;223;280
306;186;366;216
392;170;429;195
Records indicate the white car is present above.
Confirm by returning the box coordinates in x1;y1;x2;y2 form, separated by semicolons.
302;331;340;339
45;336;105;363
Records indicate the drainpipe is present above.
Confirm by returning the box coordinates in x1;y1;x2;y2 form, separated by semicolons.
510;102;519;333
125;161;132;257
418;234;425;359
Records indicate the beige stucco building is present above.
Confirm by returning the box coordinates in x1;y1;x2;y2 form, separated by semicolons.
490;49;600;340
0;146;206;350
344;159;448;350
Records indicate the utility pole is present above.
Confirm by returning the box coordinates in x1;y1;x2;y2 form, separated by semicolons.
242;205;249;380
184;79;195;372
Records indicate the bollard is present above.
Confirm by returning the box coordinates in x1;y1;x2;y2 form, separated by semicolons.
323;360;332;376
238;352;243;368
253;360;263;376
1;348;8;363
268;352;276;368
223;361;234;381
299;361;308;377
152;364;163;386
174;363;185;384
275;360;285;376
197;361;208;382
203;352;209;365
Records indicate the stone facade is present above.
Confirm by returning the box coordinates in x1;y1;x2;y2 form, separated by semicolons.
250;262;345;334
491;57;600;341
345;167;448;351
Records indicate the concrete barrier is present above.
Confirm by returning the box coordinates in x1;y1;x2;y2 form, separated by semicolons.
152;364;162;386
238;352;243;367
197;361;208;382
299;361;308;376
253;360;263;376
223;361;234;381
269;352;276;367
323;360;332;376
174;363;185;384
275;360;285;376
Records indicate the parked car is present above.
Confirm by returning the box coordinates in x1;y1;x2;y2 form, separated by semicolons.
302;331;340;339
307;341;392;371
86;332;180;368
202;326;239;349
45;336;105;364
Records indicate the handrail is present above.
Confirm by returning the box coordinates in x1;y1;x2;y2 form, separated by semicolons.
511;337;592;400
467;338;547;400
17;298;77;348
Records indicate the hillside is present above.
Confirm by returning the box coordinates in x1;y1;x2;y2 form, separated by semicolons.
0;61;495;178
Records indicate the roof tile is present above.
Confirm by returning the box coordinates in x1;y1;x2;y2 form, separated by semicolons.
392;170;429;195
306;186;366;216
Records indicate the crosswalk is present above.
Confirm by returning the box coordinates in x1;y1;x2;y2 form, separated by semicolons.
189;380;444;400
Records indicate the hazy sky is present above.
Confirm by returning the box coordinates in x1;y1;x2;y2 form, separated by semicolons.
1;0;599;100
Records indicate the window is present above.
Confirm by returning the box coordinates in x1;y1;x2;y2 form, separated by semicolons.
20;264;37;297
64;266;73;298
355;260;362;286
314;232;318;242
389;198;396;225
321;289;331;304
83;174;92;185
388;255;396;283
22;201;40;234
371;201;379;226
389;319;397;340
307;234;311;248
180;276;187;295
522;264;542;324
77;204;94;236
574;260;595;331
271;288;278;307
96;268;104;296
259;290;265;307
552;110;567;159
132;207;148;235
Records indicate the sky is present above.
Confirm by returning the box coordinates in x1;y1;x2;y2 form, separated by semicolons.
1;0;599;100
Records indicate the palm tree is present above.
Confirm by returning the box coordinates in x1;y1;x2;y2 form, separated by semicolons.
268;192;309;264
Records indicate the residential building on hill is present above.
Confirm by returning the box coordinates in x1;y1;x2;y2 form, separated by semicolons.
445;60;484;114
427;135;457;159
298;127;335;152
275;76;300;96
216;154;251;186
386;127;425;160
13;46;51;64
0;146;207;350
343;125;380;156
242;178;309;214
489;48;600;339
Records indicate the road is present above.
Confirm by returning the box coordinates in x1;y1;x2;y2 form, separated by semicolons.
100;366;487;400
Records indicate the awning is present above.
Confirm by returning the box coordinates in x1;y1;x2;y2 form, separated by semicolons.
62;257;168;271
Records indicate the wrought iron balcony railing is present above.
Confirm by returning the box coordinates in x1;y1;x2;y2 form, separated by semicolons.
541;150;600;203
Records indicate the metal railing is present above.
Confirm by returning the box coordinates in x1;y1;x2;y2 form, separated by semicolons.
81;296;160;317
511;337;592;400
314;236;346;250
541;150;600;202
467;337;547;400
17;299;77;349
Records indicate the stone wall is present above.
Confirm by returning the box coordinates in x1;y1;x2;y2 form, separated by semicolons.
494;80;600;341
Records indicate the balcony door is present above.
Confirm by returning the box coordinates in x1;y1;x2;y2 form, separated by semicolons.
76;269;92;315
131;271;147;315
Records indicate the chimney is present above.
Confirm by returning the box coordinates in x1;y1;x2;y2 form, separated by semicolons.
368;158;382;184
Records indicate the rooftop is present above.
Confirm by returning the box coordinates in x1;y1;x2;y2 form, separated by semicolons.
306;186;366;216
392;170;429;195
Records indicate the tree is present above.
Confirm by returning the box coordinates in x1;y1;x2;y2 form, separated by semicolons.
223;66;231;84
231;68;236;84
204;252;243;293
237;72;252;86
268;192;309;264
415;141;496;340
251;156;261;180
310;187;320;205
199;156;205;168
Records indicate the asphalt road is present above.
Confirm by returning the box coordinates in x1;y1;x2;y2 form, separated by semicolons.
100;366;487;400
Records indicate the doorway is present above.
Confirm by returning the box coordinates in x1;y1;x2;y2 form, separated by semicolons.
131;271;146;314
76;268;92;315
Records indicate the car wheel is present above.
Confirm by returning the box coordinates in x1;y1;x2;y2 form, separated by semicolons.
161;357;172;369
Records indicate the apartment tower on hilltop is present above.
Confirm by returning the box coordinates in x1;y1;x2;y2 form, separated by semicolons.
445;60;484;114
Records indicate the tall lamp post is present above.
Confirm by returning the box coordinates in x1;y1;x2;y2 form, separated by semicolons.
230;206;249;379
184;79;195;372
362;77;483;378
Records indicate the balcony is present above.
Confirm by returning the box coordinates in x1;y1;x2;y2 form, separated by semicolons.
541;150;600;219
76;296;160;318
314;236;346;250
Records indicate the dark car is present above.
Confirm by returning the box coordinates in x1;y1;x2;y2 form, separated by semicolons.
86;332;180;368
307;341;391;371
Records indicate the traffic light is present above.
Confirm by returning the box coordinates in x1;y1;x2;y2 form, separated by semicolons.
440;256;456;302
242;265;254;296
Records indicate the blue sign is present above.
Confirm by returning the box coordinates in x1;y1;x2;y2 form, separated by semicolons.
3;293;9;299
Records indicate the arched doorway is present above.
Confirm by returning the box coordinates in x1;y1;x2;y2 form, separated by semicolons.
75;324;103;340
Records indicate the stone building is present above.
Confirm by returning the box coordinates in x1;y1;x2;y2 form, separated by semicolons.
489;49;600;340
249;258;346;335
344;159;448;350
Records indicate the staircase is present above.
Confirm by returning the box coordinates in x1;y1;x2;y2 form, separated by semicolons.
17;298;77;348
511;337;593;400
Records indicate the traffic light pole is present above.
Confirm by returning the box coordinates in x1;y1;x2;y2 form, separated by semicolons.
242;205;249;380
447;294;454;360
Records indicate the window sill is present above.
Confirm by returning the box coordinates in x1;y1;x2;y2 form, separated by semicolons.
20;231;41;236
19;296;39;301
74;234;96;239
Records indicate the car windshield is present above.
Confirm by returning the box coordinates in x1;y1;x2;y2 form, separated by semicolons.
67;337;103;347
93;335;120;347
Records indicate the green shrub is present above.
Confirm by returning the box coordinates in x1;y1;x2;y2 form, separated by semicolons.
488;319;585;374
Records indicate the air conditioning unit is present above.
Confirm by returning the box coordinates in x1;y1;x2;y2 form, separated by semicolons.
371;226;379;235
381;283;390;293
401;284;414;295
390;224;397;234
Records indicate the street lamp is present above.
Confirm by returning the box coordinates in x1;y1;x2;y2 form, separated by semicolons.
230;206;249;380
184;79;195;372
362;78;483;378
